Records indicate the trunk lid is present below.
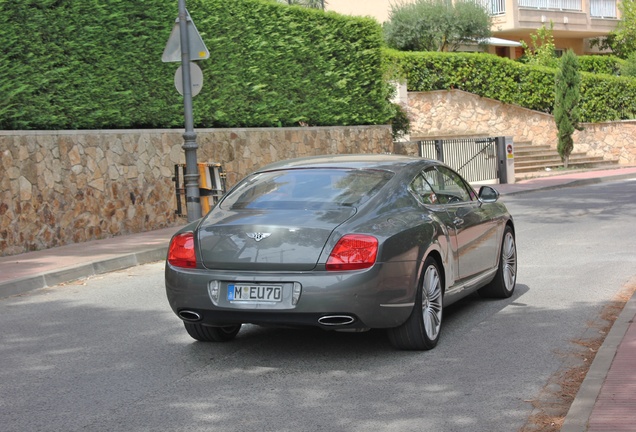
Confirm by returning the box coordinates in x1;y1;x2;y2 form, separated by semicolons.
198;208;356;271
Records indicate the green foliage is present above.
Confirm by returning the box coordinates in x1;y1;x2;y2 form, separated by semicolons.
0;0;392;130
383;0;491;52
620;52;636;77
1;0;177;130
385;49;554;112
390;103;410;141
579;73;636;122
589;0;636;58
520;23;559;68
554;50;582;166
577;55;625;75
384;49;636;122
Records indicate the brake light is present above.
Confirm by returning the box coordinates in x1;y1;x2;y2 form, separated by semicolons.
326;234;378;271
168;232;196;268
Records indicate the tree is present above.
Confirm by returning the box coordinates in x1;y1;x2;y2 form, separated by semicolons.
520;22;558;68
554;50;583;168
383;0;491;52
590;0;636;58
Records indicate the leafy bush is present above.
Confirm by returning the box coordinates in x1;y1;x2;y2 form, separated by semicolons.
384;49;636;122
520;23;559;69
577;55;625;75
620;53;636;77
0;0;392;130
579;73;636;121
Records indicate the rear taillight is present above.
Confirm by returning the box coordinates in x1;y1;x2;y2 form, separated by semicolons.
326;234;378;271
167;232;196;268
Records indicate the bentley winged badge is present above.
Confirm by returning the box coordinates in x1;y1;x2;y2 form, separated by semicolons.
246;232;272;242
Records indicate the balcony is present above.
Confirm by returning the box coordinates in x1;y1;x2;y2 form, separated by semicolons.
518;0;582;11
590;0;617;17
480;0;506;15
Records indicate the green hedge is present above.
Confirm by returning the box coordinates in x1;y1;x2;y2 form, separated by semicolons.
577;55;625;76
0;0;392;130
384;49;636;122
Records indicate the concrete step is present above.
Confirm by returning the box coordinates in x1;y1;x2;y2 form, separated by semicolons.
512;141;619;177
515;154;598;168
514;144;551;152
515;159;619;174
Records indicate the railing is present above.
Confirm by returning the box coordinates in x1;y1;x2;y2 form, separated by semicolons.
518;0;582;11
590;0;617;17
478;0;506;15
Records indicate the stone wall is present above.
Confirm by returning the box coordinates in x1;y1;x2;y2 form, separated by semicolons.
407;90;636;165
0;126;392;257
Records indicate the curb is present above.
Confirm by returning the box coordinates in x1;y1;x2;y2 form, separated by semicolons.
560;286;636;431
503;172;636;196
0;247;167;299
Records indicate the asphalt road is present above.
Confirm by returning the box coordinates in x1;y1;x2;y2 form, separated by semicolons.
1;179;635;432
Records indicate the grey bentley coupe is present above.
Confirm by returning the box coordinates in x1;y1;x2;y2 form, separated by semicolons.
165;154;517;350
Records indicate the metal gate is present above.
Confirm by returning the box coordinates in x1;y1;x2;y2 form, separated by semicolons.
414;137;500;183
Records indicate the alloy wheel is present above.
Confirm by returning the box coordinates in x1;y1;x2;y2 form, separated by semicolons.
422;264;443;341
502;232;517;292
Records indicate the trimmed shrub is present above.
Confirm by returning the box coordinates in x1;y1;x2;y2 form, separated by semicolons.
577;55;625;75
384;49;636;122
0;0;392;130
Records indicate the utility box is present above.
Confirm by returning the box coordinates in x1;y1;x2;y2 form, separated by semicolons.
173;163;226;217
496;137;515;184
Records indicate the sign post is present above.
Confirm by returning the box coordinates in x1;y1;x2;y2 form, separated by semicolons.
162;1;210;222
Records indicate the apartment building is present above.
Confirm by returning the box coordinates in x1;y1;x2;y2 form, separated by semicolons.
326;0;622;58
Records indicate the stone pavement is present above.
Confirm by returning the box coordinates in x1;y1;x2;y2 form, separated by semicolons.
0;165;635;431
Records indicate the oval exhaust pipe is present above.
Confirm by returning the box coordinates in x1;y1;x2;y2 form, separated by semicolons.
178;310;202;322
318;315;356;326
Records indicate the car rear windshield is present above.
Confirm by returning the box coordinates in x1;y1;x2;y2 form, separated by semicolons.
221;168;394;210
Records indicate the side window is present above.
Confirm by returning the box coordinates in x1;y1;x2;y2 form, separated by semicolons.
409;173;437;205
422;166;474;204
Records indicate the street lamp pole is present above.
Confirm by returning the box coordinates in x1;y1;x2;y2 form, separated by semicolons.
178;0;202;222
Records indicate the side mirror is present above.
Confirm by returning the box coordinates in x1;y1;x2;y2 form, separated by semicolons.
479;185;500;203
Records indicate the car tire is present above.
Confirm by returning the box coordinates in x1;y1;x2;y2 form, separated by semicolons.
184;322;242;342
388;257;443;350
478;225;517;298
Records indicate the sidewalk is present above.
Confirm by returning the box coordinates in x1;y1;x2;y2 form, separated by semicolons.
1;165;635;431
0;226;181;298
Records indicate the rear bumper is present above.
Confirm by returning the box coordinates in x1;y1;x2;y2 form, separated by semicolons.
165;261;418;329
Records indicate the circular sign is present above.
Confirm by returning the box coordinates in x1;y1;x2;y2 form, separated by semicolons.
174;62;203;97
507;144;513;154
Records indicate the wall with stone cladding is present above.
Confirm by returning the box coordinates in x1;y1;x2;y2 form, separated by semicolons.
0;126;392;257
407;90;636;165
574;122;636;166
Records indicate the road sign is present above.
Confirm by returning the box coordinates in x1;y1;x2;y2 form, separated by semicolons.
162;10;209;62
174;62;203;97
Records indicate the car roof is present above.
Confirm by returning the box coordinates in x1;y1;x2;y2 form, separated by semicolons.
255;154;439;173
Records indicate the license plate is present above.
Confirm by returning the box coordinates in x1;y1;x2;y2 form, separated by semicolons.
227;284;282;302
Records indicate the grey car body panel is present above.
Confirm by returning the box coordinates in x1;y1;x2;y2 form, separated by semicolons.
197;207;356;271
165;155;514;330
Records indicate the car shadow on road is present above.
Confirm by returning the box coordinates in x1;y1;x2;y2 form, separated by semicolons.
186;283;533;362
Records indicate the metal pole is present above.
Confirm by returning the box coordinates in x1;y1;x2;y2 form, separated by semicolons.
496;136;507;184
178;0;202;221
